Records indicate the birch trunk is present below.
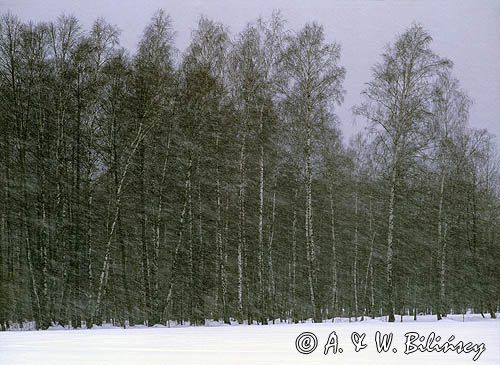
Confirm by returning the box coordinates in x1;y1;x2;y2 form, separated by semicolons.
139;142;151;324
437;172;447;320
195;157;204;324
363;196;375;319
85;193;93;327
386;165;397;322
329;189;338;320
305;117;318;322
257;114;266;324
220;192;229;324
186;156;193;322
267;178;277;323
237;130;247;324
353;191;359;320
215;135;225;323
291;189;298;323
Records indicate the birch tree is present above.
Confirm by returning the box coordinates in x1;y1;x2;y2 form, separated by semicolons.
430;69;470;319
229;13;284;324
130;9;175;325
281;23;345;322
355;24;451;322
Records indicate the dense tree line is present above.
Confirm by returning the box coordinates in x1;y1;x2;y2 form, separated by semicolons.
0;11;498;330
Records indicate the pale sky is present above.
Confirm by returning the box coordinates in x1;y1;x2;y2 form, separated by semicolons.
2;0;499;144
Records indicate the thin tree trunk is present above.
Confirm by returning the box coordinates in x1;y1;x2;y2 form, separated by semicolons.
437;172;447;320
353;191;359;320
139;142;151;325
220;192;229;324
257;112;266;325
195;157;204;324
329;187;338;320
267;177;277;323
3;126;13;281
387;165;397;322
363;197;376;319
72;76;83;328
215;135;225;323
305;116;318;322
85;193;93;328
237;129;246;323
291;189;298;323
186;156;194;323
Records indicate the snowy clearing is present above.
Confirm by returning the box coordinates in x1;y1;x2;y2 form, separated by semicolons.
1;315;499;365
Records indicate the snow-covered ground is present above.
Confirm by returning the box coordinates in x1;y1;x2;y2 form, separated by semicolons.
1;315;498;365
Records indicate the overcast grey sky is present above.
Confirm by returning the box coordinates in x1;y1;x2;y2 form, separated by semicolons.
2;0;499;144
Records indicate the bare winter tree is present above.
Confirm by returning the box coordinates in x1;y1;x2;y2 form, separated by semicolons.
229;12;285;324
355;24;451;322
281;22;345;323
429;69;471;320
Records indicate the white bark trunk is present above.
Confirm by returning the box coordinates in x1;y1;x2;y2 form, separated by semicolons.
386;165;397;322
353;191;359;319
237;130;246;323
329;188;337;318
438;172;447;318
258;109;265;322
291;189;297;322
305;117;317;322
363;196;376;319
215;134;225;321
267;179;277;321
187;156;193;318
